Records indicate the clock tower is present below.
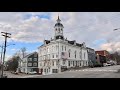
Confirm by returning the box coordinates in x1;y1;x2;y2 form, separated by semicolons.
54;16;64;40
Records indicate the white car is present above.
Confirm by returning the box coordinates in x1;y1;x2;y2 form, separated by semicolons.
103;63;111;66
28;71;37;75
106;63;111;66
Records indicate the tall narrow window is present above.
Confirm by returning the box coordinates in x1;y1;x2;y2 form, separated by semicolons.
53;54;54;58
75;51;76;58
48;48;49;52
62;46;63;51
52;46;53;51
73;61;74;66
65;46;66;51
80;52;82;59
68;49;71;57
52;61;54;66
56;54;57;58
86;61;87;66
76;61;77;66
84;53;85;59
44;69;46;73
68;61;70;66
58;28;60;33
56;45;57;51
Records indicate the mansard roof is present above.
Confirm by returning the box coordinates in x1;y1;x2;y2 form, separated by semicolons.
23;52;38;59
44;40;50;44
66;40;83;47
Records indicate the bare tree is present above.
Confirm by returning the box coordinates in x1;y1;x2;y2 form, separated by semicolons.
21;47;26;58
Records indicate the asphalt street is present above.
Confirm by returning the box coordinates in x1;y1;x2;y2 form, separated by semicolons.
1;65;120;78
31;65;120;78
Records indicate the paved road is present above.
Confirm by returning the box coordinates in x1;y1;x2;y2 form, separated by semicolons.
32;65;120;78
1;65;120;78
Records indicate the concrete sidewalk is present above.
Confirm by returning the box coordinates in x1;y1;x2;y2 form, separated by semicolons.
19;75;42;78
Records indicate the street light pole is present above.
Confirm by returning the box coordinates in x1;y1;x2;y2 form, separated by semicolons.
113;28;120;64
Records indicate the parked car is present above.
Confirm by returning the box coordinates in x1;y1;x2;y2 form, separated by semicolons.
28;71;37;75
93;61;103;67
104;63;111;66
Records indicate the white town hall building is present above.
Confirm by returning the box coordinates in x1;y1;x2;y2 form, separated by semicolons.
38;16;88;75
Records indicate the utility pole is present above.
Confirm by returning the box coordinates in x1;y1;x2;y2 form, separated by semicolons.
0;45;4;62
0;45;3;75
1;32;11;78
113;28;120;64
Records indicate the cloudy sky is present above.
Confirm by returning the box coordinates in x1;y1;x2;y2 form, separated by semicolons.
0;12;120;61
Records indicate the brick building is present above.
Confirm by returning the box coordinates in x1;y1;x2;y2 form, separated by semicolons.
95;50;110;66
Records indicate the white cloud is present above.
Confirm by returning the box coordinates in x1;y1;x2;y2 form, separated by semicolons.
100;42;120;53
0;12;120;53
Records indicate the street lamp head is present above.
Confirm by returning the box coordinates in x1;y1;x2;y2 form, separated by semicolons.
114;29;118;31
2;35;5;37
113;28;120;31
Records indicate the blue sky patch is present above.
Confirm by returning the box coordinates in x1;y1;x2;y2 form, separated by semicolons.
93;39;106;46
6;41;43;56
23;13;50;20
